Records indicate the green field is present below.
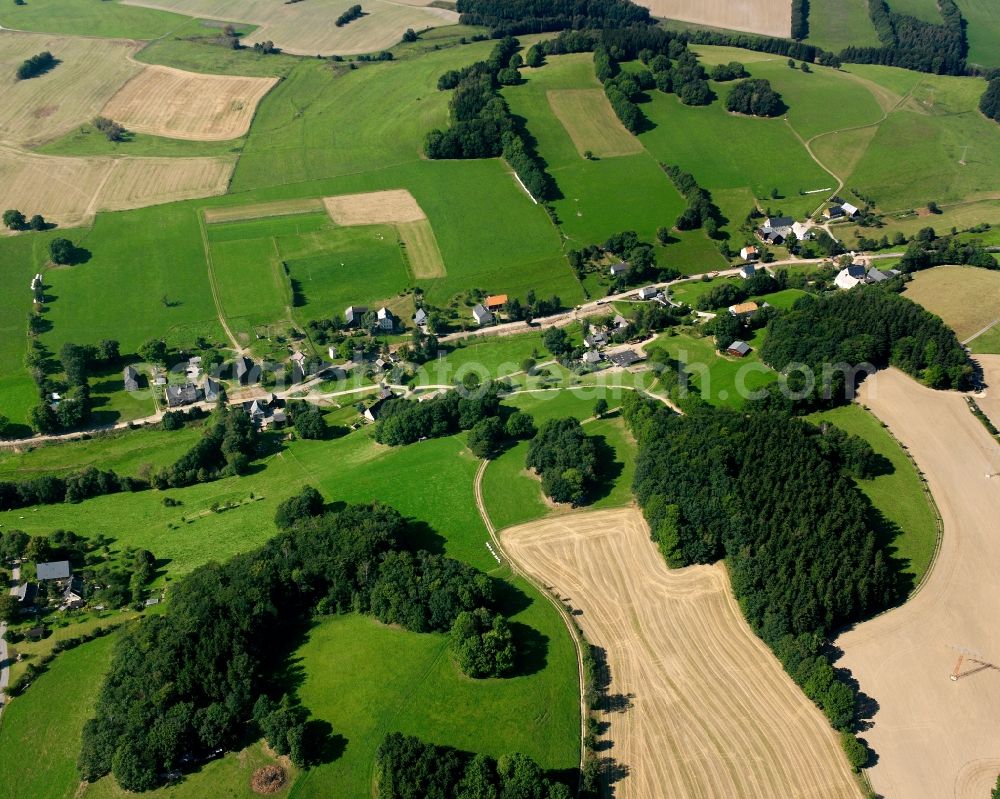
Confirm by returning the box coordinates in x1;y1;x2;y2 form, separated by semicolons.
37;124;244;159
969;323;1000;354
0;0;190;38
805;0;882;52
0;634;116;799
957;0;1000;68
415;332;547;387
808;403;938;585
884;0;943;24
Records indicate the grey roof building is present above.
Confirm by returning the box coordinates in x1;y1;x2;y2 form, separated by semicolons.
345;305;368;327
609;262;629;277
727;340;752;357
414;308;428;326
165;383;202;407
582;350;603;365
36;560;71;581
607;350;643;367
472;304;493;326
123;365;140;392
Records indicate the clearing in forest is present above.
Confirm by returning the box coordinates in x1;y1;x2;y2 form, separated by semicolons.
324;189;445;278
501;507;862;799
546;89;643;158
837;369;1000;799
635;0;791;38
0;31;141;148
101;65;278;141
0;145;234;227
121;0;458;56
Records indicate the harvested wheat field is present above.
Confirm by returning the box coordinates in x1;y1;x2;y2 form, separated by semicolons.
203;198;324;224
323;189;427;225
547;89;643;158
0;146;234;227
122;0;458;55
836;369;1000;799
0;30;140;147
502;508;862;799
902;264;1000;342
396;219;446;278
636;0;791;38
101;65;277;141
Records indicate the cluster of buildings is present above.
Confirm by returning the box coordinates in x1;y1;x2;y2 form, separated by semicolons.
471;295;507;326
241;393;286;429
823;202;860;221
834;263;899;290
14;560;84;612
754;215;814;246
580;315;643;368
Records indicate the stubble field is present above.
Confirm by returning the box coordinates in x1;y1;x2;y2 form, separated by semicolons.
121;0;459;55
836;369;1000;799
635;0;791;38
502;507;862;799
902;264;1000;341
101;65;278;140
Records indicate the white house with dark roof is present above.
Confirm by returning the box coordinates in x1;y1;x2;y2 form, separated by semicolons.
835;264;868;290
609;262;628;277
376;307;395;332
472;304;493;326
739;263;757;279
344;305;368;327
414;308;428;327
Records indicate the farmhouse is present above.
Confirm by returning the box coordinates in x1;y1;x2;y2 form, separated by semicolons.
582;350;603;365
363;387;396;422
344;305;368;327
637;286;658;300
792;221;814;241
765;215;794;232
36;561;71;581
584;330;608;349
62;575;85;609
739;263;757;279
835;264;868;290
739;246;759;262
866;266;890;283
824;205;845;220
165;383;203;407
123;365;140;392
376;307;395;332
413;307;428;327
727;340;751;357
234;355;259;386
472;304;494;326
728;301;759;317
204;377;221;403
842;202;859;218
484;294;507;312
755;226;784;245
609;262;629;277
242;394;286;429
613;314;630;331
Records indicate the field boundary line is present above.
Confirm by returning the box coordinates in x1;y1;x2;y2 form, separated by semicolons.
197;210;242;352
961;318;1000;345
474;459;587;795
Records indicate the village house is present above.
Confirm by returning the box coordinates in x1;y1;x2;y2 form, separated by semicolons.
834;264;868;290
792;221;814;241
376;307;395;332
344;305;368;328
363;387;395;422
472;304;493;326
36;561;71;581
607;349;644;368
728;301;760;317
165;383;203;408
739;263;757;279
234;355;258;386
123;365;140;392
204;377;221;403
727;340;752;358
740;246;759;262
581;350;603;366
637;286;658;300
484;294;507;313
584;330;608;349
413;308;428;328
63;575;85;610
765;215;794;232
242;394;286;429
612;314;630;331
609;262;629;278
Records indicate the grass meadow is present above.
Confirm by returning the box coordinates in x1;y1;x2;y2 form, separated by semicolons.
37;124;244;159
957;0;1000;68
0;0;189;38
808;403;938;584
901;265;1000;340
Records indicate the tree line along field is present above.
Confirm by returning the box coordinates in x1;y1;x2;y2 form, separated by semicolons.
0;394;632;796
121;0;458;56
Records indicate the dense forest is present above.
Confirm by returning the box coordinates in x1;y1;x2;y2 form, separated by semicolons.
455;0;650;36
525;417;600;505
760;285;971;398
982;78;1000;122
79;495;514;791
375;733;571;798
897;228;997;271
623;392;897;734
373;382;502;446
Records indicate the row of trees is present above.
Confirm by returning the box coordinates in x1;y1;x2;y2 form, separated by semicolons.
760;284;972;396
790;0;809;40
3;208;47;231
661;164;724;234
454;0;650;37
696;270;783;311
982;78;1000;122
725;77;784;117
841;0;966;75
93;116;127;142
375;733;571;798
897;228;998;272
80;498;513;790
335;4;363;26
596;49;647;132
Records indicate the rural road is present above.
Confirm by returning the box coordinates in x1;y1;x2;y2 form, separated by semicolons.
0;564;21;720
836;369;1000;799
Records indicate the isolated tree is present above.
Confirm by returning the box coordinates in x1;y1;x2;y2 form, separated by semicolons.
504;410;536;439
3;209;26;230
656;225;670;244
401;27;417;42
49;237;75;264
927;200;941;214
28;214;46;231
467;416;503;459
137;339;168;365
29;402;59;434
542;327;571;357
594;398;609;418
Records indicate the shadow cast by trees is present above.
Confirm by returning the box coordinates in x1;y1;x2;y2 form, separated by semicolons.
585;434;624;504
508;621;549;677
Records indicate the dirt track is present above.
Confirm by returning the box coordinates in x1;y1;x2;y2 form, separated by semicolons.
836;368;1000;798
502;508;861;799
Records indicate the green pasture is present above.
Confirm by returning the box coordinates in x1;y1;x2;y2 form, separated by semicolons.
0;0;190;38
969;323;1000;354
35;204;223;357
649;328;777;408
0;425;202;480
37;124;244;159
883;0;943;24
415;332;547;387
807;403;938;585
804;0;881;52
670;276;807;312
957;0;1000;68
0;634;116;799
290;599;577;797
848;199;1000;249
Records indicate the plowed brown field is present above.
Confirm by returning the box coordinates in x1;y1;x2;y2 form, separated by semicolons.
837;369;1000;799
502;508;862;799
101;65;277;141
